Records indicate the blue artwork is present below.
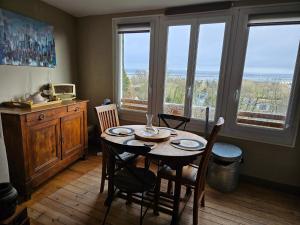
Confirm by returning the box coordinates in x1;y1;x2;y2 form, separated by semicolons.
0;8;56;67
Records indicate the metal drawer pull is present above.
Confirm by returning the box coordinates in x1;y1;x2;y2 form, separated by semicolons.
38;114;45;120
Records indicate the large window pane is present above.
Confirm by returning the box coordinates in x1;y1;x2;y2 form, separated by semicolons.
120;32;150;111
237;24;300;129
192;23;225;120
164;25;191;116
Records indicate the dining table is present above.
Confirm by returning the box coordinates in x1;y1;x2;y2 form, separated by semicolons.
101;125;207;225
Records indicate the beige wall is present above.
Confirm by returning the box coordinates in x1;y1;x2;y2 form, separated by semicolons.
77;15;114;123
0;0;78;102
77;11;300;188
0;0;78;181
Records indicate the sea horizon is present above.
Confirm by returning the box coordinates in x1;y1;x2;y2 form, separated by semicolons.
125;68;294;82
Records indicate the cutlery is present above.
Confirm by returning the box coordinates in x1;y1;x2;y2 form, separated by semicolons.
171;140;180;145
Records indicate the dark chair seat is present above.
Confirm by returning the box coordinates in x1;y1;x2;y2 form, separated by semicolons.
158;164;198;185
101;138;155;225
114;167;156;193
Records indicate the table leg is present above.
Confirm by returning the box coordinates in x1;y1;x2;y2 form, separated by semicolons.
104;153;115;206
170;165;183;225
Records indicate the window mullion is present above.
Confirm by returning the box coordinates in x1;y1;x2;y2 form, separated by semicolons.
147;21;156;115
116;33;123;107
184;21;199;118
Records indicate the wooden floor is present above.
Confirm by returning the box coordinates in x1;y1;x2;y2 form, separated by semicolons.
23;155;300;225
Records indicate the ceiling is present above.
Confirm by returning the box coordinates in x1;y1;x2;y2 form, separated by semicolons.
41;0;237;17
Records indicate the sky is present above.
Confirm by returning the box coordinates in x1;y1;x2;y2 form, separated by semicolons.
123;23;300;75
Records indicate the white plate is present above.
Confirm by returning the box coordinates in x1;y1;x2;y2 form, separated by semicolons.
123;139;157;149
158;127;177;136
170;139;205;151
106;127;135;136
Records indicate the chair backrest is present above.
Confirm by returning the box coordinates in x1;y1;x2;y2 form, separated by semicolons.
95;104;120;134
100;137;152;186
158;113;190;130
195;117;224;189
101;137;151;158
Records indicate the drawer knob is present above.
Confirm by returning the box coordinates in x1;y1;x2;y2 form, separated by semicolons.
75;107;80;112
38;114;45;120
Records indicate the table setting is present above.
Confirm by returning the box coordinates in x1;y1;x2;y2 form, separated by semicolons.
103;113;206;153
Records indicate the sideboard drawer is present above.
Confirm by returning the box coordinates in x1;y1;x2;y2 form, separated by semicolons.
67;102;85;113
26;107;66;123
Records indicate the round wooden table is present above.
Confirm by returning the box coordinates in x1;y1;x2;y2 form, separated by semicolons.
101;125;207;225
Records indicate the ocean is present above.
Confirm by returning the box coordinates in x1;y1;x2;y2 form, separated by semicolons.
126;69;293;82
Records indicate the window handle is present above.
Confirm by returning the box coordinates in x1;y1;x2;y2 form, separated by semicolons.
234;89;240;102
187;86;192;97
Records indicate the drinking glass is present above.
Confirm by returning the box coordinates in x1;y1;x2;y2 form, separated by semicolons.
146;113;153;130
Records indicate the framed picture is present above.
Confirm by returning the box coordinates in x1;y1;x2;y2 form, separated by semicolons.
0;8;56;68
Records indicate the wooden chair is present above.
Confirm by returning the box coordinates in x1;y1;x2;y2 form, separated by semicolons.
95;104;120;132
95;104;137;193
155;117;224;225
157;113;191;193
101;137;156;225
158;113;190;130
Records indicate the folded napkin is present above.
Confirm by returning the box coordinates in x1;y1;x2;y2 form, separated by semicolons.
0;113;10;182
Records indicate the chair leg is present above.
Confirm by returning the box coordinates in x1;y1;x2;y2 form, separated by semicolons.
193;191;199;225
185;186;192;196
126;193;132;205
200;192;205;207
140;192;144;225
167;180;173;195
102;187;117;225
100;154;107;193
102;199;113;225
154;177;161;216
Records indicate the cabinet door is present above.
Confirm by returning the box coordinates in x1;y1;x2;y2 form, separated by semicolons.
27;119;61;176
61;112;84;158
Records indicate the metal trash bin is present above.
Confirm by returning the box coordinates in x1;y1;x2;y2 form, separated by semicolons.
207;143;242;193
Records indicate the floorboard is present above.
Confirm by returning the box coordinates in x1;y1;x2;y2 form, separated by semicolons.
22;155;300;225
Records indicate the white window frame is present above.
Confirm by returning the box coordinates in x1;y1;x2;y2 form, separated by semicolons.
112;3;300;147
112;15;160;123
154;12;233;132
223;4;300;147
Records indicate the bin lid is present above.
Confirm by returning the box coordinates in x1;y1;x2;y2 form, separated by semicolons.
212;142;242;162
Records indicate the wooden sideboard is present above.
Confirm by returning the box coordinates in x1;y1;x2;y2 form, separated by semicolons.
0;100;88;200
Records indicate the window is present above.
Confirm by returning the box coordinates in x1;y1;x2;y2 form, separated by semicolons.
237;23;300;129
114;6;300;146
117;23;151;112
164;25;191;116
161;21;227;120
192;23;225;120
225;9;300;146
